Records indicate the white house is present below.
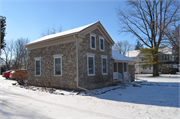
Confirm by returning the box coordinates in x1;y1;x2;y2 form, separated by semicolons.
126;47;174;74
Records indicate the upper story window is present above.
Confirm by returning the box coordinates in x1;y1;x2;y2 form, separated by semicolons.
34;57;41;76
90;33;96;49
86;53;95;76
53;54;63;76
99;36;104;51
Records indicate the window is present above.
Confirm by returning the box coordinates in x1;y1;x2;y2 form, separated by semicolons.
34;57;41;76
90;33;96;49
99;36;104;51
53;54;63;76
36;60;40;75
149;65;151;70
165;55;168;60
101;55;107;75
87;53;95;76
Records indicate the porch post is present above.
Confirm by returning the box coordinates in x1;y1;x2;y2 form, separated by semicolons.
127;63;129;81
122;62;124;83
122;62;124;74
116;62;118;73
126;63;128;73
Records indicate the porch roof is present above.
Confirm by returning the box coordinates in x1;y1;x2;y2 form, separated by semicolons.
112;50;136;63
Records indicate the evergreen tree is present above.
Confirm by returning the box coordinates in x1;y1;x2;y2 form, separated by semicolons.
135;41;143;50
1;16;6;50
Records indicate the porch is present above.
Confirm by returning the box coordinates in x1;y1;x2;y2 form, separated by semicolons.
113;62;131;83
112;50;136;83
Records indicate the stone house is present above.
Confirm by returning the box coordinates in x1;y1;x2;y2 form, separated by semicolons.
24;21;135;91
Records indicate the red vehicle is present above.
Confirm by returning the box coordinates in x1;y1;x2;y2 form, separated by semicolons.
2;70;11;79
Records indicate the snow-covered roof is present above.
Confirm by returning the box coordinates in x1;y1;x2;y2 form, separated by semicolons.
125;50;140;58
112;50;136;62
158;47;172;55
126;47;172;58
26;21;99;46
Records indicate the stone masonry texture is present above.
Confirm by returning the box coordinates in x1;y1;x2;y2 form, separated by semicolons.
27;29;114;90
128;65;135;82
27;42;78;90
78;29;114;89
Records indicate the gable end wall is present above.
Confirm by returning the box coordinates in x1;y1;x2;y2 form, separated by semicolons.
78;29;113;89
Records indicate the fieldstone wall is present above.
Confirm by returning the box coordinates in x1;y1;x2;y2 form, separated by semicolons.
78;29;114;89
27;41;78;90
27;29;114;90
128;65;135;81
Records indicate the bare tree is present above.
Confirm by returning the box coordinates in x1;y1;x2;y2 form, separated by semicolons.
40;25;63;37
164;24;179;63
2;40;14;70
1;38;29;72
113;40;133;55
116;0;179;76
12;38;29;70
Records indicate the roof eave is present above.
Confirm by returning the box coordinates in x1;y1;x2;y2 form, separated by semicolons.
24;32;78;48
114;60;136;62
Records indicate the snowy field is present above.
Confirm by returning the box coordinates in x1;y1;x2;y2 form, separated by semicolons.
0;74;180;119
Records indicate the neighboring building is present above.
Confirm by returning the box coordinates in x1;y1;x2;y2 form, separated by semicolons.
126;47;174;74
24;21;135;91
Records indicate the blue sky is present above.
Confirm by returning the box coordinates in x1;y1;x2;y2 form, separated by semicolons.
1;0;137;46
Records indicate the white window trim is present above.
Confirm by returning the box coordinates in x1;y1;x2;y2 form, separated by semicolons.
99;36;105;51
87;53;95;76
34;57;41;76
90;33;96;50
101;55;108;75
53;54;63;76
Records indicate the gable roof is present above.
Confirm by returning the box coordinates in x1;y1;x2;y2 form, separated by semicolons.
112;50;136;63
24;21;114;48
158;47;172;55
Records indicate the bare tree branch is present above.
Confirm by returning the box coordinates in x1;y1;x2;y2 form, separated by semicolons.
40;24;63;37
116;0;179;76
113;40;134;55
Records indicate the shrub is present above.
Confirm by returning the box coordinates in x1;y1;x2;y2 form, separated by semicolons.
169;68;178;74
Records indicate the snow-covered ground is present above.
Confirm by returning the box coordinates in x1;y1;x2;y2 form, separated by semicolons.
0;74;179;119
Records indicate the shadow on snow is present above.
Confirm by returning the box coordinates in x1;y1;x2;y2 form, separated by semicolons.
91;81;179;108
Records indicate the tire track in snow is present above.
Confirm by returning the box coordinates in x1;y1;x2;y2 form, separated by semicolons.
0;100;51;119
1;88;121;119
22;96;121;119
